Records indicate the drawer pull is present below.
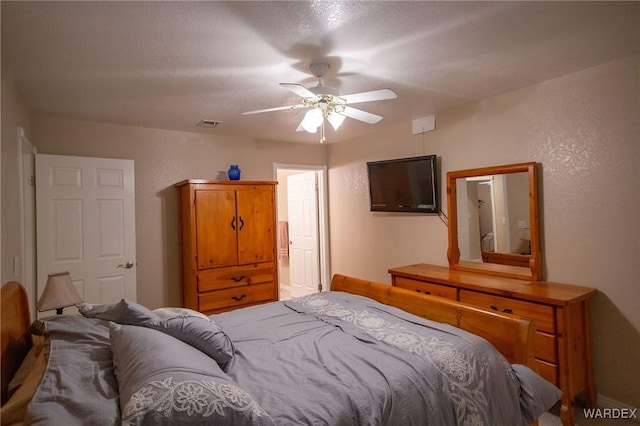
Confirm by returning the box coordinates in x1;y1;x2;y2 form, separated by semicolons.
415;289;432;295
231;295;246;302
231;276;245;282
490;305;513;314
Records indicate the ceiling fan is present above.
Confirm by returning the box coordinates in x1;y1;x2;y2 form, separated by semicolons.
242;63;397;143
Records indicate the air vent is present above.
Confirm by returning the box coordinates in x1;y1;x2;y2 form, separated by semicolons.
197;120;222;128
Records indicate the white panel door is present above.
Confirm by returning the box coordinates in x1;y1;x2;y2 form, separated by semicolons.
287;172;319;298
36;154;136;317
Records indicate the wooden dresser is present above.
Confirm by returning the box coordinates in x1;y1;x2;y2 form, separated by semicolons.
389;263;597;423
175;180;278;314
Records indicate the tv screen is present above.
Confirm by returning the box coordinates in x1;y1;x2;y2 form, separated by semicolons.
367;155;439;213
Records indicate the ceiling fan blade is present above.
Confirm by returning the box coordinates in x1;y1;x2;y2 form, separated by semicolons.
280;83;319;100
340;88;397;105
342;106;383;124
241;104;306;115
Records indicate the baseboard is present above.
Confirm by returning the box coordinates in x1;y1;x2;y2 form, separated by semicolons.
593;394;639;423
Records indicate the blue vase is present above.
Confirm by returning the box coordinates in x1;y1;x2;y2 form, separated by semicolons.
228;165;241;180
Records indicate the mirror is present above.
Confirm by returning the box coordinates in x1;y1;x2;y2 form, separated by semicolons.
447;162;541;280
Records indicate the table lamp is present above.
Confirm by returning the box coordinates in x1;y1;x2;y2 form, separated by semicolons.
37;271;83;315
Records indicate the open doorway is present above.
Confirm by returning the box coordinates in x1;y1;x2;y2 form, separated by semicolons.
273;164;330;300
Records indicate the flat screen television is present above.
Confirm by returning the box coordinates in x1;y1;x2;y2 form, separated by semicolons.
366;155;439;213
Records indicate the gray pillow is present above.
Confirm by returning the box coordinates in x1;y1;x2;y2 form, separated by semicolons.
152;306;210;321
147;315;235;365
110;324;274;426
79;299;234;364
78;299;160;326
512;364;563;424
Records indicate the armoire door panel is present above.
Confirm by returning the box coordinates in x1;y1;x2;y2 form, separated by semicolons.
236;187;275;265
195;189;238;268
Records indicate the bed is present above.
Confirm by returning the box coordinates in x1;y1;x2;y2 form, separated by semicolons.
1;275;561;425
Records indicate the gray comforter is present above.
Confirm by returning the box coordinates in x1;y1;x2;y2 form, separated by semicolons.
219;291;560;425
25;291;561;425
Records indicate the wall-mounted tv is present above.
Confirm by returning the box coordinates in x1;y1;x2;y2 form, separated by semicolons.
366;155;439;213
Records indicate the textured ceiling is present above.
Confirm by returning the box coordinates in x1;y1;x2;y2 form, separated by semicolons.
2;1;638;144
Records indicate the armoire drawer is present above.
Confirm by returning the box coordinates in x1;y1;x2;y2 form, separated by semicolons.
199;282;275;313
394;277;458;300
459;290;556;334
198;262;275;292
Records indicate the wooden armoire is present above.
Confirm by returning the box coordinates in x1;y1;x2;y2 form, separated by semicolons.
175;180;278;314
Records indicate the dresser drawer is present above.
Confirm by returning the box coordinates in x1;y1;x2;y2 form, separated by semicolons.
459;290;556;334
535;358;559;386
394;277;458;300
198;262;275;292
199;282;275;313
534;331;558;363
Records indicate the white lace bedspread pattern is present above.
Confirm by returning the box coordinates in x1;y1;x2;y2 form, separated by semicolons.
122;377;270;422
292;293;490;425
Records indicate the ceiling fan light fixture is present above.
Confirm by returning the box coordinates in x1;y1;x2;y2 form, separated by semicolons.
301;108;323;133
326;111;346;131
241;62;397;143
304;124;318;134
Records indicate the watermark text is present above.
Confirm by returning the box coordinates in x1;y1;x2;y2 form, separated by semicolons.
583;408;637;420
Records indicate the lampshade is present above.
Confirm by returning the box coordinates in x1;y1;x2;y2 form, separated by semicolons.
37;272;83;314
326;111;346;131
301;108;324;133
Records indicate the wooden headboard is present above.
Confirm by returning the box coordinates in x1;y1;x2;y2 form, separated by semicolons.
1;282;32;405
330;274;536;368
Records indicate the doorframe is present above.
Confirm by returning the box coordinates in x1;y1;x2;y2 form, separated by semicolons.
273;163;330;292
17;127;37;319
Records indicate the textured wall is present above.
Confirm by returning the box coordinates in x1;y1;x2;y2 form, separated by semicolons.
32;118;328;310
327;55;639;407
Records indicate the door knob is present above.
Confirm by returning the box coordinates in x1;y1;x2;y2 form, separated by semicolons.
117;261;135;269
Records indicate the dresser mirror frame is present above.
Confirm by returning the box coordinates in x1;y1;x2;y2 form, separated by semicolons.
446;162;541;281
